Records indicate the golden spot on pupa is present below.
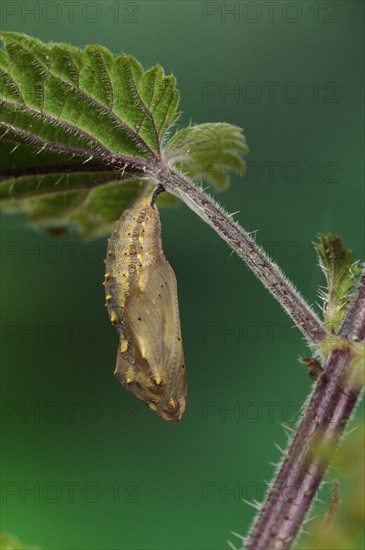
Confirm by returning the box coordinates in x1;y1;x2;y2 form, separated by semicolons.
148;402;158;412
104;273;110;279
153;376;163;386
112;229;117;235
106;294;112;301
107;250;113;256
120;340;128;353
126;377;133;385
110;313;117;323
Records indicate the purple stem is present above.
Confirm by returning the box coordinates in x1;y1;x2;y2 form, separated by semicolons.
339;270;365;342
244;270;365;550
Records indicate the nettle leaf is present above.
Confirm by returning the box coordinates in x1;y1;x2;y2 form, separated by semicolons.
165;123;248;190
315;234;362;332
0;33;247;237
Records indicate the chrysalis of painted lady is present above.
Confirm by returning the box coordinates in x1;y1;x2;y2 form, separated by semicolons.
104;186;187;422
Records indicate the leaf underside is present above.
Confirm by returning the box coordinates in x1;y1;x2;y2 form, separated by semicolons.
165;122;248;190
0;33;247;238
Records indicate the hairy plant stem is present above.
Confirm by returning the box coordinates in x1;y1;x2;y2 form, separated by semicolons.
339;270;365;342
156;166;327;345
242;271;365;550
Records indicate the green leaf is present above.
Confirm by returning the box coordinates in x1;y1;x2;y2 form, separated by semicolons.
0;32;179;237
164;123;248;190
1;177;157;239
0;33;247;236
315;234;362;333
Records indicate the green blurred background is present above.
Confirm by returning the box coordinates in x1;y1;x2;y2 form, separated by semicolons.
1;1;364;549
